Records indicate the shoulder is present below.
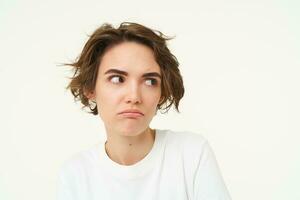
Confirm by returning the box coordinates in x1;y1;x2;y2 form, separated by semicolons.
58;144;99;180
160;129;212;164
163;129;208;150
161;129;217;180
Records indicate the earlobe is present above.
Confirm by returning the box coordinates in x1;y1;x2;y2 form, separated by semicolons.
84;90;96;100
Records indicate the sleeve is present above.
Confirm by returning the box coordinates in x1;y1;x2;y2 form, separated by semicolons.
193;140;232;200
56;163;76;200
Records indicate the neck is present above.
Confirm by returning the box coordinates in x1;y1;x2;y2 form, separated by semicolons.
104;127;155;166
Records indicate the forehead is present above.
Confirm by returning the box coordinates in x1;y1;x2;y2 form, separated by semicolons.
98;41;161;74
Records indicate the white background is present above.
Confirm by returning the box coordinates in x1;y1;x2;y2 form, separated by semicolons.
0;0;299;199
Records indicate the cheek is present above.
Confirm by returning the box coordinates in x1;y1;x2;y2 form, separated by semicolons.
97;97;117;124
98;96;116;111
96;88;118;115
145;92;161;108
97;85;118;102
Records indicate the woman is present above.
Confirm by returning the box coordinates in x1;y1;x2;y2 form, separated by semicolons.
58;22;231;200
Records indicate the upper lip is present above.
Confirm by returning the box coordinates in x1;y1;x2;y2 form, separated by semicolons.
119;109;144;115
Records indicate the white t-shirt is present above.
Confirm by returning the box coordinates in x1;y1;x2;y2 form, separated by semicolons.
57;129;231;200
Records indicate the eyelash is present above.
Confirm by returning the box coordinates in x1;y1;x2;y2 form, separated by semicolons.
108;75;158;86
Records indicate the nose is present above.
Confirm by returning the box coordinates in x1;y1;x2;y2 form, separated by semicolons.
125;81;142;104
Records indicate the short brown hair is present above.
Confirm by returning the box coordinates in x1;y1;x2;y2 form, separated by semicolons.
64;22;184;115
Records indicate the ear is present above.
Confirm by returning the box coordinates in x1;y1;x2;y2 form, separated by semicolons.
84;90;96;101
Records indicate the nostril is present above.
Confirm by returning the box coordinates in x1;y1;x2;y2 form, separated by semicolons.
125;95;142;104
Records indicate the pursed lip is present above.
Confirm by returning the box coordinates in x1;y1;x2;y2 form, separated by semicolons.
118;109;144;116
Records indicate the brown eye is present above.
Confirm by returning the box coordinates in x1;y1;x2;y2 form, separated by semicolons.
109;75;124;84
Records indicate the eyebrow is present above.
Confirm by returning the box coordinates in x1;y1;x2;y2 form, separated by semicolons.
104;68;162;79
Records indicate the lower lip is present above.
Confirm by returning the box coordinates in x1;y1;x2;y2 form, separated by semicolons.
119;112;144;118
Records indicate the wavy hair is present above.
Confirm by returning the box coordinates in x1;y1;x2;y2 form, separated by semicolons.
64;22;184;115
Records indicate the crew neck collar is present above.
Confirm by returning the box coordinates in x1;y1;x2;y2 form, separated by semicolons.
94;129;167;180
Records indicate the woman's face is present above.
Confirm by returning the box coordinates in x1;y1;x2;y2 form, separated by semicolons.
91;41;162;136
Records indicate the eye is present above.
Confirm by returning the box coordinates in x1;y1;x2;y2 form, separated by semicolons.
145;78;158;86
109;75;124;84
